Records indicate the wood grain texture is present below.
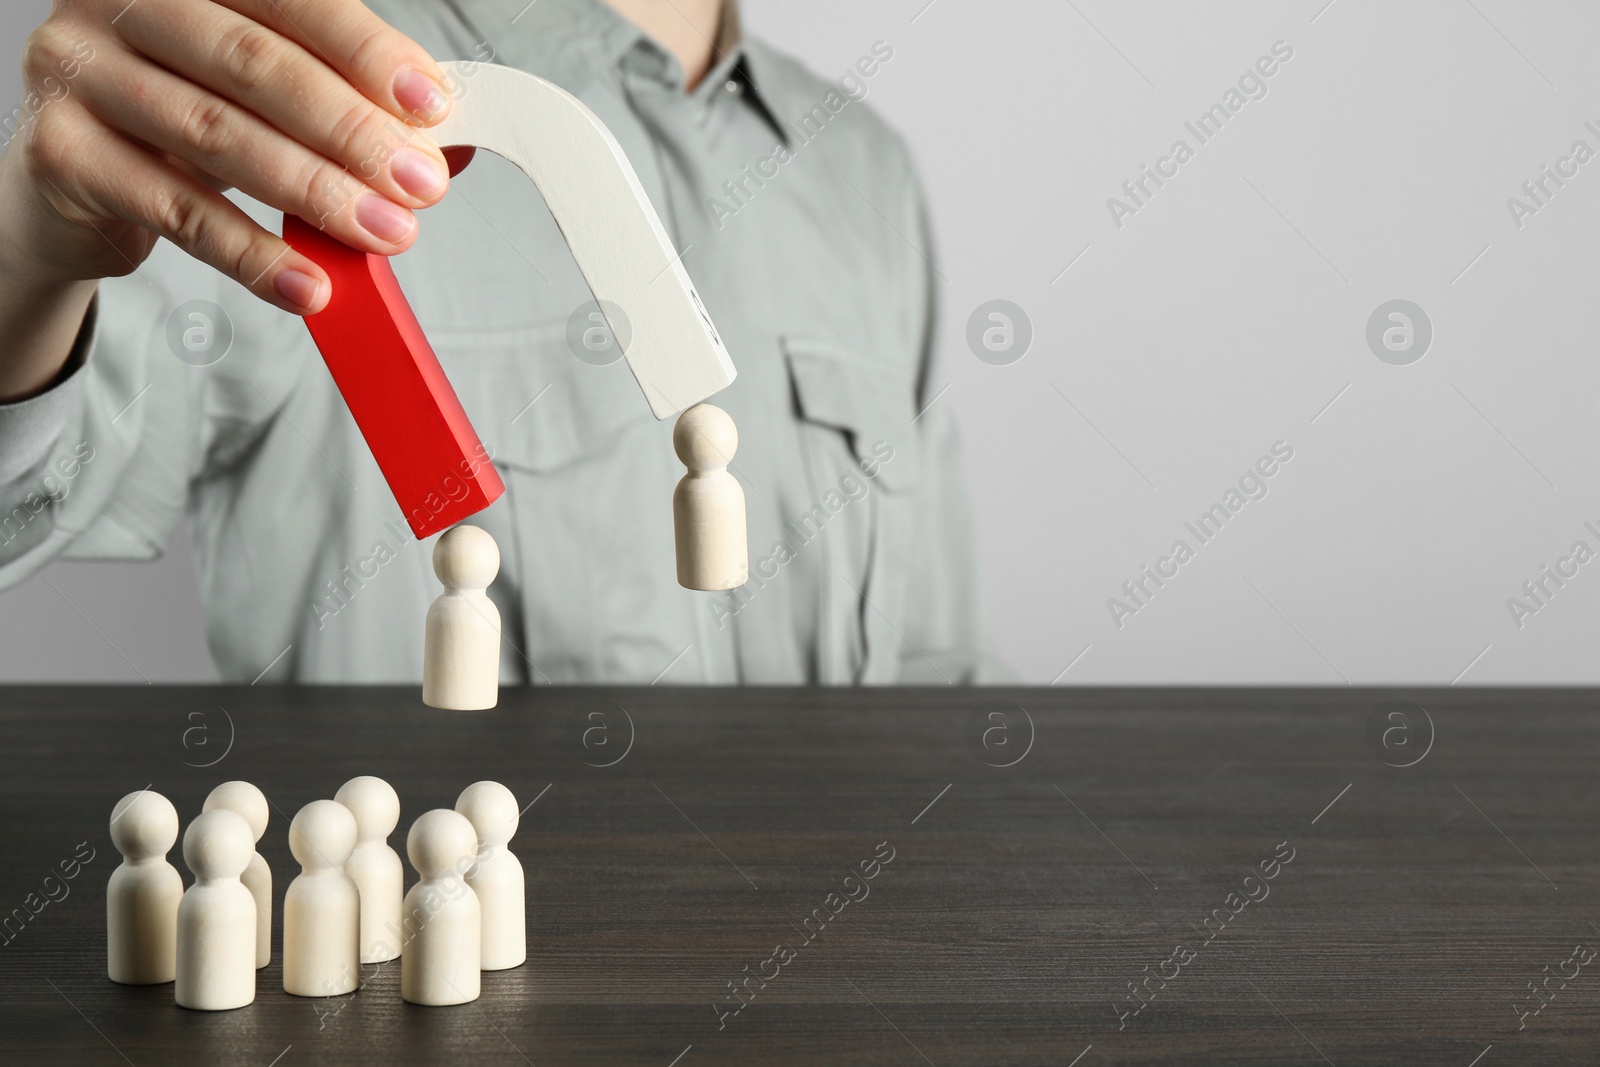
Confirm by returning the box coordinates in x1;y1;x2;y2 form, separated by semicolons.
0;686;1594;1065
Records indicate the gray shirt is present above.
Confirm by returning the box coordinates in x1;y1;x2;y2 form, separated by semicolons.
0;0;1003;685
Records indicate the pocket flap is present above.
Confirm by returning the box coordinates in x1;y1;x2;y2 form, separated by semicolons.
783;335;922;492
435;320;656;475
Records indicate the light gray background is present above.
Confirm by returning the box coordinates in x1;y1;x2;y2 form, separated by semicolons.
1;0;1595;684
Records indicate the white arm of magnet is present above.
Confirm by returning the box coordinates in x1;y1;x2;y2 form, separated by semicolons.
430;60;737;418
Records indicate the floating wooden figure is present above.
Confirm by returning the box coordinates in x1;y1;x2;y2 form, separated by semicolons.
107;789;183;985
674;404;749;590
283;60;737;539
423;525;502;711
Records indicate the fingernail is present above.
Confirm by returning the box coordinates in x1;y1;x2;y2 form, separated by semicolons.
356;195;417;245
394;68;448;121
389;145;449;202
275;268;327;313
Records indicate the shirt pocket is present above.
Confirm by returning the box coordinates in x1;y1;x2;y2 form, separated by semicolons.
435;319;658;475
782;334;923;683
783;334;922;491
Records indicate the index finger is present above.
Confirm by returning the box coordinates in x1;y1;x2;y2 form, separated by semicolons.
214;0;451;126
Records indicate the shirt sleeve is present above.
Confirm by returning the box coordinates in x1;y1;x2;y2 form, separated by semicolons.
0;295;93;487
0;241;232;585
892;148;1013;684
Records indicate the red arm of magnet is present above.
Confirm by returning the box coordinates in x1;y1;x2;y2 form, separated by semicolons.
282;214;503;540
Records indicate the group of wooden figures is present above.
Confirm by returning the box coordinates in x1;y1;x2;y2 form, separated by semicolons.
106;777;524;1009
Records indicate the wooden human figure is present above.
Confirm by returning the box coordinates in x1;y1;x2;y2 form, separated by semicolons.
401;809;481;1005
201;781;271;968
335;776;403;964
107;789;184;985
283;800;360;997
423;525;501;711
673;404;748;591
455;781;525;971
175;809;256;1010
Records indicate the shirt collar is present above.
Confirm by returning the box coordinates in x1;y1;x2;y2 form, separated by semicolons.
469;0;728;83
469;0;786;141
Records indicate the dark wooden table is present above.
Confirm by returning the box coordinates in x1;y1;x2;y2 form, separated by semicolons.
0;686;1595;1065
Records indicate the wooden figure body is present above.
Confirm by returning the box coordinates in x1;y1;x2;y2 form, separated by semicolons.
401;809;482;1005
674;404;749;590
283;800;360;997
335;776;404;964
455;782;526;971
201;781;271;968
107;790;183;985
423;525;502;711
175;809;256;1011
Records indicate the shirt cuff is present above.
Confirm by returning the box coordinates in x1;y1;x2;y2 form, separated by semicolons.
0;294;95;485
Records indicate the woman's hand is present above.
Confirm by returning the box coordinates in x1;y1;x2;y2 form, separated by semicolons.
0;0;458;316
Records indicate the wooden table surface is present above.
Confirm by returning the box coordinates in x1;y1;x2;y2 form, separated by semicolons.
0;685;1595;1066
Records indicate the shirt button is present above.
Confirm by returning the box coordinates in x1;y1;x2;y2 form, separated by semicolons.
724;79;741;94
